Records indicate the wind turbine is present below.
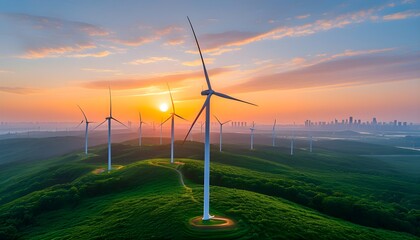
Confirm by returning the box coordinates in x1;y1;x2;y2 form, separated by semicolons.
250;121;255;150
309;135;313;153
77;105;92;155
291;124;295;156
162;84;186;164
138;112;146;147
184;17;257;220
272;119;276;147
214;116;230;152
93;87;128;172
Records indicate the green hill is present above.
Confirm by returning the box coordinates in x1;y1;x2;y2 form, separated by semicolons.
0;137;419;239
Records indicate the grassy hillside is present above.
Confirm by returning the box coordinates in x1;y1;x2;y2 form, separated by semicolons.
0;137;419;239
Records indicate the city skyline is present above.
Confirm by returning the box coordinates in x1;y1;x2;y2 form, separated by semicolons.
0;0;419;123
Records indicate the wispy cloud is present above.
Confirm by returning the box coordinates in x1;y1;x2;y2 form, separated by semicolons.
188;4;412;55
0;69;13;74
70;50;111;58
113;25;184;47
383;10;420;20
1;13;110;59
127;57;177;65
19;43;96;59
296;14;311;19
83;67;233;90
0;86;39;94
225;52;420;93
182;58;215;66
81;68;119;73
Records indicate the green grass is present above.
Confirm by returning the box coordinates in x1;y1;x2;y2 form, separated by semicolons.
0;137;419;239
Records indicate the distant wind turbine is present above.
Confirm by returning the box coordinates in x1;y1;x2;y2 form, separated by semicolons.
184;17;257;220
214;116;230;152
77;105;92;155
272;119;276;147
93;87;128;172
162;84;186;164
291;124;296;156
138;112;146;147
309;135;313;153
250;121;255;150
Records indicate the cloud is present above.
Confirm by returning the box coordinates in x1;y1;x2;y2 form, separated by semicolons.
70;50;111;58
127;57;177;65
383;10;420;20
296;14;311;19
0;13;109;59
187;4;405;54
182;58;214;66
164;38;185;46
81;68;119;73
113;25;184;47
0;69;13;74
82;67;233;90
225;52;420;93
19;43;96;59
0;87;39;94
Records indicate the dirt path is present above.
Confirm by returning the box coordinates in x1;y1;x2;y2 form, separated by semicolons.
149;161;198;203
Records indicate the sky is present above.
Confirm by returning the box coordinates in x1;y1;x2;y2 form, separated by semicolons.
0;0;419;125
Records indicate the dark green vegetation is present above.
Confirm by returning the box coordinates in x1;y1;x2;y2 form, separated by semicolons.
0;136;419;239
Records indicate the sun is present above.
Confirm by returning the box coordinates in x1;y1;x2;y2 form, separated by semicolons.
159;103;169;112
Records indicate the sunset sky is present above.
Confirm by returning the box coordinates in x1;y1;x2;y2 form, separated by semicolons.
0;0;419;125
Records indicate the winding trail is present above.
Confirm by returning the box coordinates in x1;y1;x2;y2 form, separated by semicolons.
149;161;198;203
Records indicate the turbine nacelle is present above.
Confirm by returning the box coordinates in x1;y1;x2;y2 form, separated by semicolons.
201;89;213;96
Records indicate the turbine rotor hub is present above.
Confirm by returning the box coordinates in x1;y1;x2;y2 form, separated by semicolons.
201;89;213;96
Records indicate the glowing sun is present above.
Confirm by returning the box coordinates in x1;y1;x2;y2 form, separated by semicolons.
159;103;169;112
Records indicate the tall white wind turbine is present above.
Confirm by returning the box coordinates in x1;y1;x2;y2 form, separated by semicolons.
250;121;255;150
77;105;91;155
272;119;276;147
138;112;146;147
214;116;230;152
93;87;128;172
160;117;163;145
162;84;186;164
184;17;257;220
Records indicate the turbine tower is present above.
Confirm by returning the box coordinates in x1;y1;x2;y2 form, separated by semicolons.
184;17;257;220
77;105;91;155
93;87;127;172
272;119;276;147
291;122;295;156
160;117;163;145
162;84;186;164
309;135;313;153
250;121;255;150
138;112;146;147
214;116;230;152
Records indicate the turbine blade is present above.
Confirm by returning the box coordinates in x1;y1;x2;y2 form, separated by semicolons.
187;17;212;90
174;113;187;121
92;119;107;131
161;115;172;126
183;95;210;142
75;120;84;128
213;91;257;106
139;112;141;122
112;117;129;129
223;120;231;125
214;115;221;125
167;83;175;112
77;105;88;122
273;119;276;130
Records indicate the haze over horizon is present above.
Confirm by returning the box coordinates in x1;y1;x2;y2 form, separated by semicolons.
0;0;419;124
